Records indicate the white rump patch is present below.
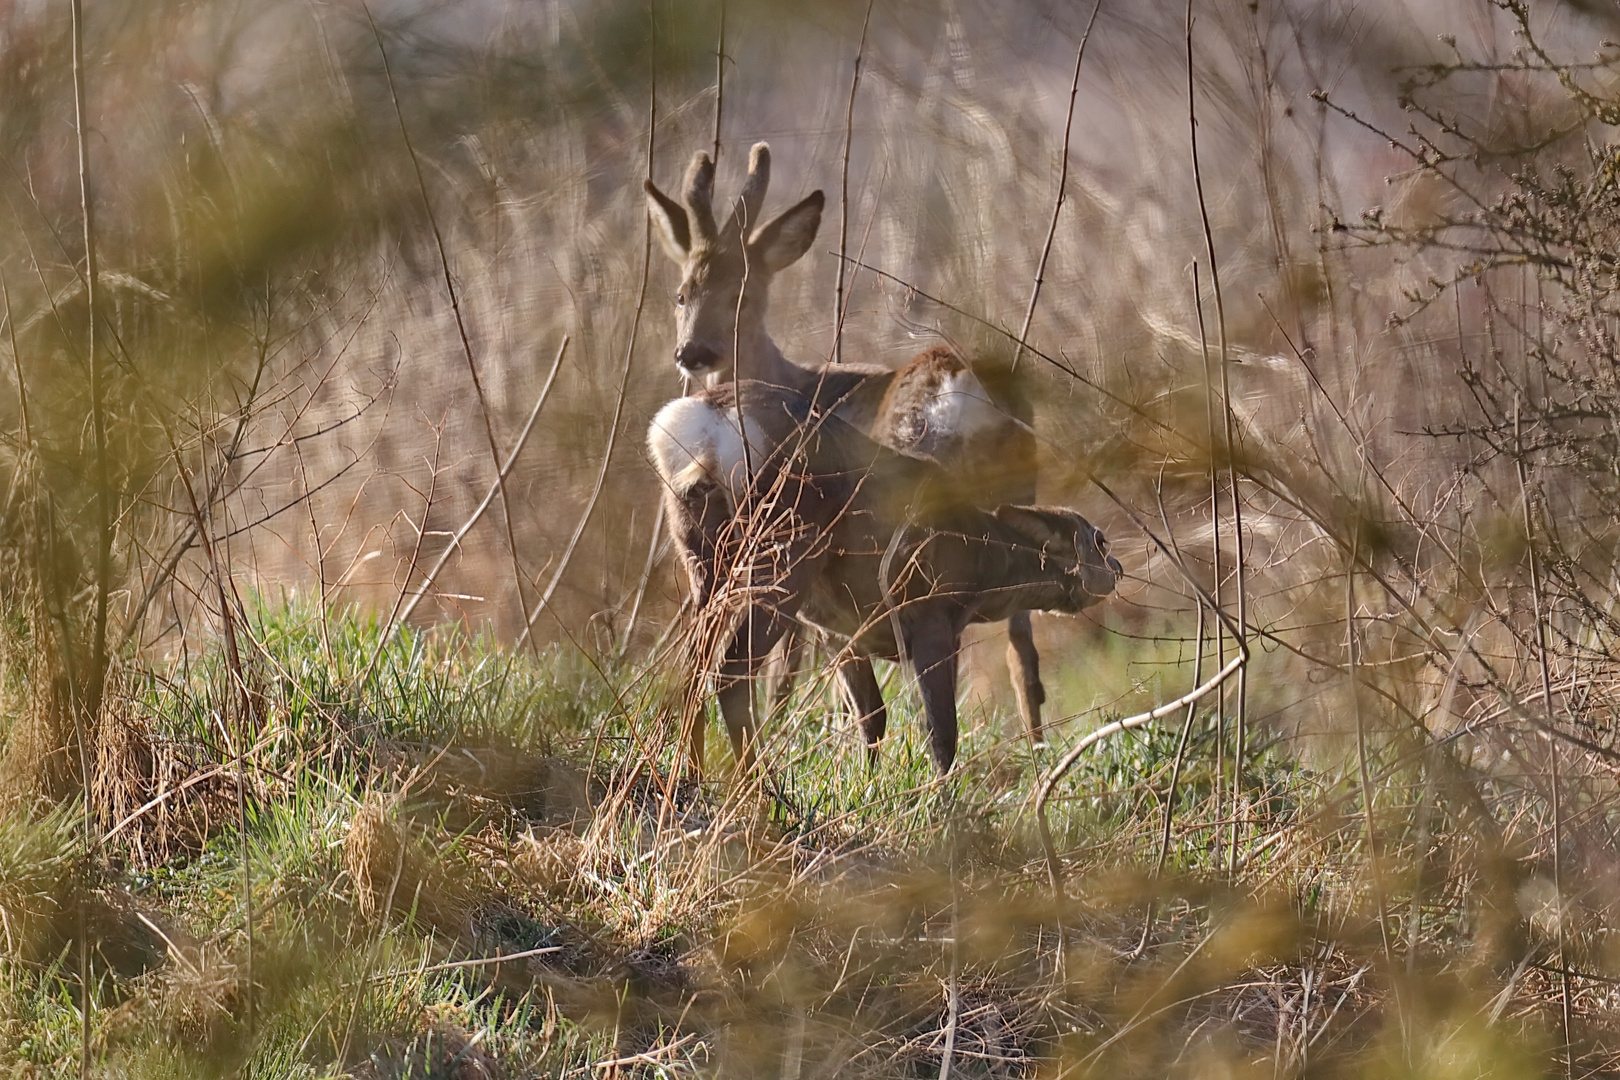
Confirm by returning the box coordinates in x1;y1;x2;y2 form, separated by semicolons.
646;397;763;499
914;368;1001;459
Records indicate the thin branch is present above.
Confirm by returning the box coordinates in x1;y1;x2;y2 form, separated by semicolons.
365;5;535;648
1036;653;1246;900
834;0;875;366
711;0;726;162
387;337;567;640
1186;0;1247;873
1518;399;1573;1075
830;253;1182;439
1011;0;1102;373
515;5;656;652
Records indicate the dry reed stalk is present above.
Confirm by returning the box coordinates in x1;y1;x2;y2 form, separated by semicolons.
1518;399;1573;1073
69;2;102;1069
1184;0;1247;874
1189;255;1225;861
712;0;726;163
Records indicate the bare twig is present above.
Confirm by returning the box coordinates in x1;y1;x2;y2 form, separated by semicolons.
117;337;279;651
834;0;875;366
1518;399;1573;1074
1010;0;1102;374
712;0;726;163
372;418;448;672
1186;0;1247;874
1036;653;1245;900
387;337;567;640
830;253;1184;439
515;6;655;652
158;410;257;1041
365;5;535;649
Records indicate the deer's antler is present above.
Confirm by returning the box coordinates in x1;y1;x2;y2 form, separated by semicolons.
682;151;719;245
721;142;771;246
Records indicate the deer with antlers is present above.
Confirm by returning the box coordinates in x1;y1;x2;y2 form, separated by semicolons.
646;379;1119;774
645;143;1053;742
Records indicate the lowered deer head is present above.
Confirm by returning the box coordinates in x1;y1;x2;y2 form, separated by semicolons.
644;142;823;386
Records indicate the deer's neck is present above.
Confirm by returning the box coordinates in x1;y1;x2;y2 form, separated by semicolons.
722;329;813;393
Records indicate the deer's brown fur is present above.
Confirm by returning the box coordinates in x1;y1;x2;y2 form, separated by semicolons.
646;144;1050;740
646;380;1119;774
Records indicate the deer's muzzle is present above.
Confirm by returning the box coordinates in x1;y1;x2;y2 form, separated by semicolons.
674;341;721;374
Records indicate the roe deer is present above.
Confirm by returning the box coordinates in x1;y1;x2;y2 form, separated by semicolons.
645;143;1052;741
646;380;1120;775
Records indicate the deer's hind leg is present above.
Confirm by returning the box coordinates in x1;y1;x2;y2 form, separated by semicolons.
907;613;962;775
1006;611;1046;746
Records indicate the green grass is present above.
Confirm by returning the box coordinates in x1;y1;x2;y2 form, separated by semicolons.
0;602;1568;1078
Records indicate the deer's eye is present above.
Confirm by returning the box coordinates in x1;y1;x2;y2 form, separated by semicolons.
675;292;686;307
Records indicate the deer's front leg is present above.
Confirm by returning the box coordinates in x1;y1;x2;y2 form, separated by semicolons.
906;613;962;774
666;480;734;608
835;655;887;766
715;598;802;773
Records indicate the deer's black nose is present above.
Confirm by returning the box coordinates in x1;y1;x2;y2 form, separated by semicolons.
674;341;720;373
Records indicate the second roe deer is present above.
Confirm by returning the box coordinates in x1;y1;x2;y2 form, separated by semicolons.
644;143;1053;741
646;379;1120;774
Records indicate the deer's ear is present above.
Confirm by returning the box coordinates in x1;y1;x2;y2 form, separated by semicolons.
748;190;823;273
645;179;691;262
